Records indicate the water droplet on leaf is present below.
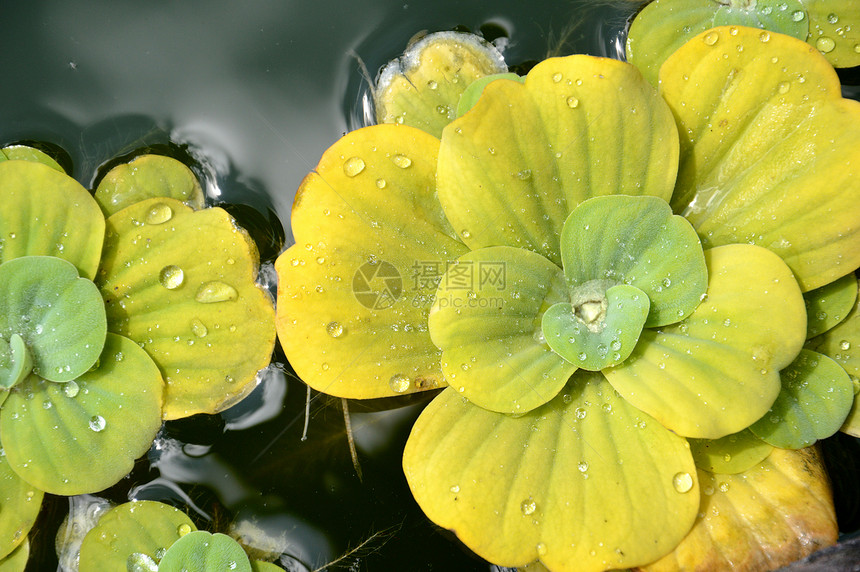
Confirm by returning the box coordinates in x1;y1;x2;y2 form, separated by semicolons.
88;415;106;432
326;321;345;338
195;281;238;303
145;203;173;225
389;373;410;393
673;472;693;493
343;156;365;177
159;265;185;290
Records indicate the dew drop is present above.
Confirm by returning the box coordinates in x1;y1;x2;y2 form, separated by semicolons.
840;340;851;351
343;156;365;177
461;229;472;239
777;81;790;94
127;552;159;572
520;497;537;515
375;178;387;189
427;80;438;90
195;281;238;303
552;72;563;83
64;380;80;398
759;31;771;42
827;13;839;24
673;472;694;493
516;169;532;180
144;203;173;225
191;319;208;338
177;523;193;537
575;407;587;419
449;484;460;493
792;9;805;21
326;321;345;338
158;265;185;289
88;415;106;432
703;31;719;45
816;36;835;53
577;461;589;472
392;154;412;168
536;543;547;556
389;373;411;393
566;96;579;108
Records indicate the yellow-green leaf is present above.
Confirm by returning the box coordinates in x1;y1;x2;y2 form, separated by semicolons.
642;447;837;571
275;124;467;399
804;0;860;67
436;54;679;266
0;538;28;572
689;429;774;474
375;31;507;138
812;281;860;377
0;161;104;280
0;455;42;560
79;500;197;571
94;154;205;217
626;0;719;86
1;334;162;495
661;25;860;292
605;245;806;438
403;372;698;571
1;145;63;172
428;246;574;413
98;198;275;420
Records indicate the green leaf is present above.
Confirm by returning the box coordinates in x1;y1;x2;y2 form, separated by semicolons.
158;531;251;572
0;335;33;390
456;73;523;117
1;145;64;172
428;246;574;413
375;31;507;138
713;0;808;41
1;333;163;495
804;0;860;67
97;198;275;420
750;349;854;449
79;500;197;571
559;195;707;328
804;274;858;338
689;429;773;474
0;160;105;280
436;54;679;266
542;285;649;371
403;373;698;571
94;154;205;217
604;245;807;438
0;455;42;560
643;447;837;571
661;25;860;292
275;125;467;400
0;256;106;383
811;281;860;377
840;376;860;437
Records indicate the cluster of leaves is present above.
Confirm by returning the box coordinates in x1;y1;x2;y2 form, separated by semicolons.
69;500;280;572
0;149;276;568
276;15;859;572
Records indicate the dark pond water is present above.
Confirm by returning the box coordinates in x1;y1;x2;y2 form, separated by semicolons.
2;1;859;570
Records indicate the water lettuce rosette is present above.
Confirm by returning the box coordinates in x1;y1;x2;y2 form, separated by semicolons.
0;151;275;561
276;26;859;570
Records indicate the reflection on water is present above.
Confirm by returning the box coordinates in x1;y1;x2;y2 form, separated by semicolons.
0;1;642;569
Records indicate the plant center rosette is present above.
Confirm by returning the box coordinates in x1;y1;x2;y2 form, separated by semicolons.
276;26;860;571
0;150;275;562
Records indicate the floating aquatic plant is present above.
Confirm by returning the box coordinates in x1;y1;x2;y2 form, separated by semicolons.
75;499;281;571
0;149;275;562
277;25;859;570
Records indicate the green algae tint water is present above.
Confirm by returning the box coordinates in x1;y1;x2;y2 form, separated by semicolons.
0;1;637;570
